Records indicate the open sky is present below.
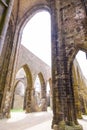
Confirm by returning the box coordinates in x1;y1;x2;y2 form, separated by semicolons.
21;11;51;66
21;11;87;79
76;51;87;78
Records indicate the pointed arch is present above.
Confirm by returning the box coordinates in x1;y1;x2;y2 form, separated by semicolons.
23;64;33;88
20;64;33;112
38;72;47;111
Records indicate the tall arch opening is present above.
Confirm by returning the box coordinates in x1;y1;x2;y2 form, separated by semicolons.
21;10;51;67
32;75;42;111
11;68;26;112
13;81;25;111
11;65;33;113
32;73;47;112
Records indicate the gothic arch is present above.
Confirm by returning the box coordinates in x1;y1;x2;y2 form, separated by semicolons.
12;81;25;110
38;72;46;98
12;5;51;93
14;5;51;52
10;5;51;91
22;64;32;87
38;72;47;111
18;5;50;31
21;64;33;112
14;80;25;90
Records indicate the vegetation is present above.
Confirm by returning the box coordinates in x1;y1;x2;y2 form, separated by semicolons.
11;109;24;112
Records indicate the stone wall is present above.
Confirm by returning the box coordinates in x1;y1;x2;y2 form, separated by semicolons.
0;1;87;130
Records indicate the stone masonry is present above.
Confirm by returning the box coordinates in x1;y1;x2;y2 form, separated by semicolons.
0;0;87;130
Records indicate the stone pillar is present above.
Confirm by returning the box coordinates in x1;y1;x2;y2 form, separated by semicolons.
49;79;53;109
82;98;87;115
0;0;22;118
41;82;47;111
72;66;82;119
73;85;82;119
50;0;83;130
25;87;32;113
0;20;14;118
0;0;14;55
1;91;12;118
0;0;14;117
50;94;53;110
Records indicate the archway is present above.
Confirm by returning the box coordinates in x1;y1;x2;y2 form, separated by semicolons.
21;11;51;67
0;2;52;122
32;75;42;112
22;65;33;113
20;10;51;112
11;64;33;114
12;81;25;111
72;50;87;119
32;73;47;112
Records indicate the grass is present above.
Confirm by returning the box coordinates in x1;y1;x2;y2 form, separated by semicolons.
11;109;24;112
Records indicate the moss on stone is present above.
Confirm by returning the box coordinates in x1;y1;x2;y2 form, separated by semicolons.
53;121;83;130
65;124;83;130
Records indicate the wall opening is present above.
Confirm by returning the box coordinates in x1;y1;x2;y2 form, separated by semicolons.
76;50;87;79
11;10;51;120
34;75;41;107
11;68;27;112
46;82;50;105
21;11;51;67
13;81;25;110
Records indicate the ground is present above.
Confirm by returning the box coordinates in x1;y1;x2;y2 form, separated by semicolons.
0;111;87;130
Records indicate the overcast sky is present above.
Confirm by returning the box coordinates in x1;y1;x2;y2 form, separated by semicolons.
76;51;87;78
21;11;87;79
21;11;51;66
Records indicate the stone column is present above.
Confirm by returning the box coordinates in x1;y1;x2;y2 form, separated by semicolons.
0;20;14;118
25;87;32;113
72;66;82;119
0;0;14;115
50;0;83;130
51;0;69;126
82;98;87;115
0;0;14;55
41;82;47;111
1;91;12;118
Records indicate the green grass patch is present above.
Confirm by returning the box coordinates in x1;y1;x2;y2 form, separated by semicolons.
11;109;24;112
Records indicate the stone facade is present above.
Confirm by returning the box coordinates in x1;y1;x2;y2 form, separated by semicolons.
0;0;87;130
